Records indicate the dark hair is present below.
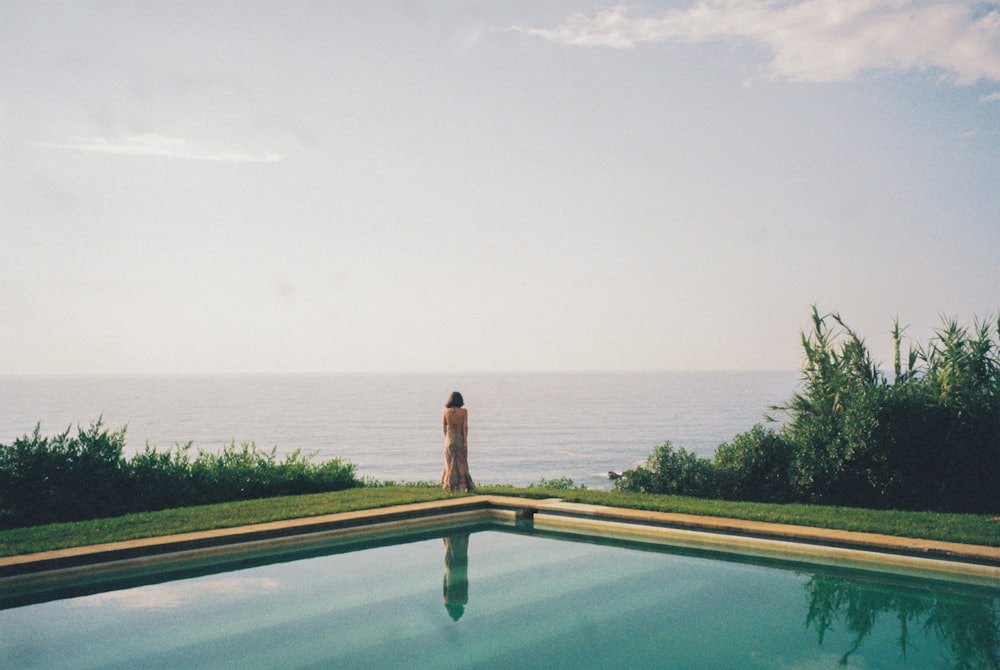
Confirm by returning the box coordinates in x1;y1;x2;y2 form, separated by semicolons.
446;391;464;408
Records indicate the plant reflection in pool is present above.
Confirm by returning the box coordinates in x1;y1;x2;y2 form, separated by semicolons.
803;572;999;668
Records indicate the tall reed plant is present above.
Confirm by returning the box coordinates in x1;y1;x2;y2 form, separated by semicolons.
617;308;1000;513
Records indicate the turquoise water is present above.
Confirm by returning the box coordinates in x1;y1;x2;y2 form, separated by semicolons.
3;527;998;669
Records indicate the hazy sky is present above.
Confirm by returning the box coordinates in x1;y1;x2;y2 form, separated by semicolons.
2;1;998;374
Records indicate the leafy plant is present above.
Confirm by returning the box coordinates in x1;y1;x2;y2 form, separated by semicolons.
529;476;585;490
766;308;999;512
614;442;716;497
714;424;796;503
619;308;999;513
0;419;129;527
0;422;360;529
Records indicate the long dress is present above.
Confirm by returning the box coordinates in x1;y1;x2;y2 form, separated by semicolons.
441;407;474;492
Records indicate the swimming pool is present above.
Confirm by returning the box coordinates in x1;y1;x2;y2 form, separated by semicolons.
2;516;998;669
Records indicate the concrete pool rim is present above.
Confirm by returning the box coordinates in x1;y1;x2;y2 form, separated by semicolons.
2;495;999;585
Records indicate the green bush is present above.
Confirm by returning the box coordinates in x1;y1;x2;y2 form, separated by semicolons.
622;308;999;513
529;476;584;490
614;442;716;497
128;443;197;511
915;317;1000;512
714;424;796;503
0;422;361;529
777;309;888;506
776;308;1000;513
0;420;130;527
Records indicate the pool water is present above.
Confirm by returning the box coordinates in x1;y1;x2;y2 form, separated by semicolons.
3;526;998;669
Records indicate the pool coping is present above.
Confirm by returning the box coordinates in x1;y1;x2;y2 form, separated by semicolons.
2;495;999;579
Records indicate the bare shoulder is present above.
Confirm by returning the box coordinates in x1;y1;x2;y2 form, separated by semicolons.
444;407;468;420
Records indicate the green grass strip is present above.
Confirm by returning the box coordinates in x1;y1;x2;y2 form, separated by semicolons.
2;486;998;558
0;486;463;557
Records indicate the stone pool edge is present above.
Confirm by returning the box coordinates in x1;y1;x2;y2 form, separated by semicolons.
2;495;999;579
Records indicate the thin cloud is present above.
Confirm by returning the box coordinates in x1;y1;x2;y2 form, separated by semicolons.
43;133;283;163
982;90;1000;102
510;1;1000;84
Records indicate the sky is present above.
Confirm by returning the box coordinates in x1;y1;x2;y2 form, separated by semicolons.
1;0;998;375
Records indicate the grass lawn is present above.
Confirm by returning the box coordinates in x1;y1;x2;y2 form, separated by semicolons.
2;485;998;558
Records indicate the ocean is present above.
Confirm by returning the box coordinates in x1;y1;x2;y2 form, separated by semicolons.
0;372;799;490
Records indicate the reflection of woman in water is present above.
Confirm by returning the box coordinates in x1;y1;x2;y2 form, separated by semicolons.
443;532;470;621
441;391;474;492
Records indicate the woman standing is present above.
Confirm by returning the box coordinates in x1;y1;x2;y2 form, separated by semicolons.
441;391;474;492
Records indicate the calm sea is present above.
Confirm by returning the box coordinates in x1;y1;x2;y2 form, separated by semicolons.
0;372;798;490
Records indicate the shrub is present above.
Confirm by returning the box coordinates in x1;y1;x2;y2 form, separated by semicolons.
529;476;584;490
773;308;999;512
714;424;796;503
624;308;999;513
909;316;1000;512
0;423;361;529
162;442;359;506
776;308;887;506
614;442;716;498
128;443;197;511
0;420;129;528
